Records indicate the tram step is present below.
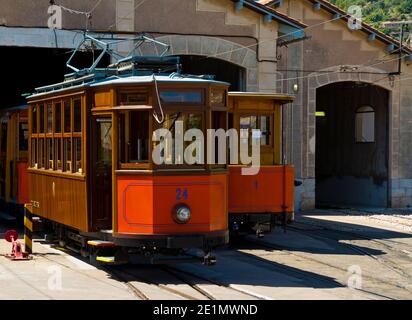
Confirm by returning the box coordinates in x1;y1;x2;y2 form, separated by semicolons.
96;256;116;263
87;240;116;247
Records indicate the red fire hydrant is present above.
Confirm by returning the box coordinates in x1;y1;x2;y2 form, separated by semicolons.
4;230;31;260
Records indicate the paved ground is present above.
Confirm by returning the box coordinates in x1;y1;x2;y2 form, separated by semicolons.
1;209;412;300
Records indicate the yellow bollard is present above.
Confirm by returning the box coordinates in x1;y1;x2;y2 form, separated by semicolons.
24;204;33;254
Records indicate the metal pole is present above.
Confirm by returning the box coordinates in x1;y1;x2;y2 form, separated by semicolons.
24;204;33;254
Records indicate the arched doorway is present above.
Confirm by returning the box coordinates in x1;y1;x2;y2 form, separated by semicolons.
315;81;389;208
177;55;246;91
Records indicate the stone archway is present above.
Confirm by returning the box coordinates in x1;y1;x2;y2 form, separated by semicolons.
137;35;259;91
300;65;401;209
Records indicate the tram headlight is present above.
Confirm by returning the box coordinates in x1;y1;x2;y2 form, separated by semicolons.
173;204;191;224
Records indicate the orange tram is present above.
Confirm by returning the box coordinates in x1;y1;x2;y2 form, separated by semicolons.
1;56;295;265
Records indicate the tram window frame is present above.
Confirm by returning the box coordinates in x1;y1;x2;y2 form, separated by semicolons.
118;90;149;106
118;110;151;169
29;96;84;175
159;89;204;106
152;111;205;169
239;113;273;147
210;89;227;107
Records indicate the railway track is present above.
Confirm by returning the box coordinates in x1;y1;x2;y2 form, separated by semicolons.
239;219;412;299
289;221;412;279
163;265;267;300
237;238;400;300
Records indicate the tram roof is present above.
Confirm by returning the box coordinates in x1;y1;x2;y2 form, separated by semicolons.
27;73;230;100
89;75;230;87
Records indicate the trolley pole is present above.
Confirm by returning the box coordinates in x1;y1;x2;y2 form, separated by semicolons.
24;204;33;254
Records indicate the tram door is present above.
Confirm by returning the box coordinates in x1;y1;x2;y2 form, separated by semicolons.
91;116;113;231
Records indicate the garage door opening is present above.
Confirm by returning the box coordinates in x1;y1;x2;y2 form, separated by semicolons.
0;46;110;108
315;81;389;208
177;55;246;91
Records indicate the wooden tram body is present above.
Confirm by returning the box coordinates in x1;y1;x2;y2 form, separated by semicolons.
26;57;229;264
0;106;29;216
227;92;295;236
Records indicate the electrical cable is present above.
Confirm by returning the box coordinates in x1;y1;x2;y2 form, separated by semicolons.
152;74;165;124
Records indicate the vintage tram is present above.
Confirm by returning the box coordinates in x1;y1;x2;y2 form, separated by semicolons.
228;92;295;237
0;106;29;219
26;56;229;264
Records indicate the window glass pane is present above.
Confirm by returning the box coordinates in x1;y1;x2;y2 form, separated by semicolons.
96;119;112;164
32;106;37;133
46;138;53;169
153;113;203;165
129;111;149;163
54;102;61;133
54;139;62;170
356;107;375;143
260;116;271;146
210;90;225;105
39;104;45;133
119;92;147;106
73;99;82;133
31;139;37;167
73;138;82;174
63;138;72;172
38;138;44;168
47;103;53;133
64;99;71;133
19;121;29;152
160;91;202;104
119;111;149;165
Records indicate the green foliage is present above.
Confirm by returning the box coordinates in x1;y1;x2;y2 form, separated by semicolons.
330;0;411;34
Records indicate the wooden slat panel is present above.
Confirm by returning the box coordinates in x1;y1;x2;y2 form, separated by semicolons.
28;172;88;232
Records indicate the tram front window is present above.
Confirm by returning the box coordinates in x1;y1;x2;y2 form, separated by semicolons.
119;110;149;164
154;113;203;166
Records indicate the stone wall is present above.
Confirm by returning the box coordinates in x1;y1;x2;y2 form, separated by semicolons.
271;0;412;211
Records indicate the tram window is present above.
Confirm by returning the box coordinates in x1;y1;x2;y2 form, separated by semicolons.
210;90;225;106
54;139;62;170
356;106;375;143
240;115;272;146
38;139;44;168
119;92;147;105
32;106;37;133
73;138;82;173
46;138;53;169
73;99;82;133
31;139;37;168
97;119;112;164
260;116;271;146
212;111;227;165
119;111;149;164
1;123;7;153
64;99;71;133
39;104;45;133
19;122;28;152
54;102;61;133
47;103;53;133
63;138;72;172
155;113;203;165
160;91;203;104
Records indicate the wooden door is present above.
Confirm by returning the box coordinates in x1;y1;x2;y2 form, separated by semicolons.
91;116;113;231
